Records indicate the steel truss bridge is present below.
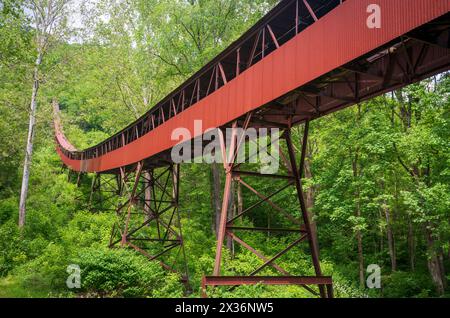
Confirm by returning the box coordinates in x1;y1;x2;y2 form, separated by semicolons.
54;0;450;297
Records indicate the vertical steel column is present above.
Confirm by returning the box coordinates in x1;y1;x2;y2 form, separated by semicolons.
88;173;102;211
107;163;189;286
213;122;238;276
121;162;143;246
173;164;190;285
285;120;325;298
207;116;332;298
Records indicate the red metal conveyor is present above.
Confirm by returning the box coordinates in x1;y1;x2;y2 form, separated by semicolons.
54;0;450;298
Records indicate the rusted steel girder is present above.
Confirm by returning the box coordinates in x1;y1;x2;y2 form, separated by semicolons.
54;0;343;164
55;2;450;173
208;114;331;298
94;163;191;284
87;173;121;212
201;276;333;298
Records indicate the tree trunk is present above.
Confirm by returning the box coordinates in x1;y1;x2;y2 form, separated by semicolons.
211;162;221;238
143;171;152;224
352;154;365;288
19;53;42;228
237;180;243;220
408;218;415;271
384;204;397;271
448;240;450;261
356;215;365;288
425;225;446;295
438;248;446;290
378;209;384;254
395;80;447;293
226;181;235;250
304;148;319;258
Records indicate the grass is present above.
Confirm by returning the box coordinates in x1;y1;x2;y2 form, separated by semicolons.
0;276;51;298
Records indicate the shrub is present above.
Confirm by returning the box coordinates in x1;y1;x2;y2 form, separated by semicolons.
381;271;435;298
74;247;183;297
12;242;69;295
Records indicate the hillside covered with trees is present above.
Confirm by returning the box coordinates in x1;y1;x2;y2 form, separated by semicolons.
0;0;449;298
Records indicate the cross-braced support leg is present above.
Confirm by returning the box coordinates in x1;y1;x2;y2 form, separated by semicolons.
206;115;332;298
109;163;189;285
88;173;121;212
285;120;326;298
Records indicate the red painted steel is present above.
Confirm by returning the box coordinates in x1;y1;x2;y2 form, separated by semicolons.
55;0;450;172
202;275;333;286
201;275;333;298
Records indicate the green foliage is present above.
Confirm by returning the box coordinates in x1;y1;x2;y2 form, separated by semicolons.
0;0;32;198
12;243;70;294
381;271;435;298
74;248;183;297
60;211;113;251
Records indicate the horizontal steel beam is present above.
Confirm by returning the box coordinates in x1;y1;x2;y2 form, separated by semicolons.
55;3;450;173
227;226;306;233
202;275;332;286
232;170;294;180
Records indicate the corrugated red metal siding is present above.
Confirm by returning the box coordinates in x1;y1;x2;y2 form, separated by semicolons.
57;0;450;173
